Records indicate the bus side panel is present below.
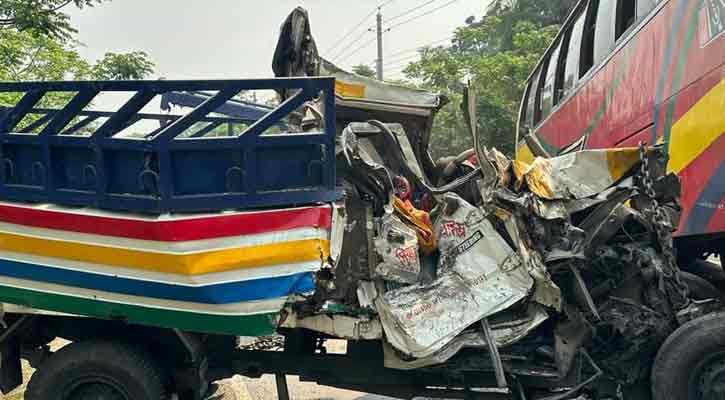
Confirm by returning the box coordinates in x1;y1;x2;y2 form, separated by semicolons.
531;0;724;239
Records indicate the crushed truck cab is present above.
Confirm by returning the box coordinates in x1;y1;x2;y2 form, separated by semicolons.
0;7;723;400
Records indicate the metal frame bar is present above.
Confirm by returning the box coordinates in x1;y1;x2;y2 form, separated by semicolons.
0;77;339;213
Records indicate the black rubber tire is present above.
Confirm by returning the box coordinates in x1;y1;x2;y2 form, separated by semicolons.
679;271;725;302
651;312;725;400
25;340;164;400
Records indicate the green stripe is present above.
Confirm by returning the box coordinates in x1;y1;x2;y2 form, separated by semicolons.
537;135;561;154
0;285;278;336
663;0;704;154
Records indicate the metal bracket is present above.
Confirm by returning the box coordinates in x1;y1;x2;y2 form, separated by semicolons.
481;318;508;388
0;316;31;394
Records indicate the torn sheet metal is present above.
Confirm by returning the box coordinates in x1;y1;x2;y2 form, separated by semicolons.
357;280;378;309
280;308;382;340
330;201;347;263
394;197;437;254
376;194;533;359
500;211;562;310
383;303;549;370
514;148;642;200
373;213;422;284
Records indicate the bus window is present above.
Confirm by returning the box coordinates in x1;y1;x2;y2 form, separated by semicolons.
593;0;616;65
637;0;660;19
563;9;588;96
580;0;598;77
540;40;563;119
525;67;542;129
554;29;571;105
519;81;532;131
616;0;636;39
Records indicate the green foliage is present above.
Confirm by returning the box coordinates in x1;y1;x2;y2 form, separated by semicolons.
352;63;376;78
92;51;155;80
403;1;575;158
0;0;103;41
0;28;156;109
0;28;91;107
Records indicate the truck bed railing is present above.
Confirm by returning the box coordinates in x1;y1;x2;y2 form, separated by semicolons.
0;78;338;213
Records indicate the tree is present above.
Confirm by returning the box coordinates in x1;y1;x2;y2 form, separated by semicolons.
0;28;92;108
0;28;154;125
92;51;155;80
402;2;574;158
0;28;90;82
0;0;103;41
352;64;376;78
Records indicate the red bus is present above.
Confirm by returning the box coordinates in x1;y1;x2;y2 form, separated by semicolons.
516;0;724;261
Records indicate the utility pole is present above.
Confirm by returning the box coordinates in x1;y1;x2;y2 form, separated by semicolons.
375;8;383;81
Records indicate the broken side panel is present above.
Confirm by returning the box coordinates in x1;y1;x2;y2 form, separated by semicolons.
375;194;534;359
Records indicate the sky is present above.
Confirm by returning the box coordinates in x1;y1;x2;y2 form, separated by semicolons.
67;0;491;81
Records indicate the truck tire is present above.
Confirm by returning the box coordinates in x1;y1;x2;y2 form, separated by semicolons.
679;271;724;301
651;312;725;400
25;340;165;400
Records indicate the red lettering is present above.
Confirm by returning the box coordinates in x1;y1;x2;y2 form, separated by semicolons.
440;221;466;238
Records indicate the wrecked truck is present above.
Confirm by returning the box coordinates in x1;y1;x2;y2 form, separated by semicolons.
0;7;724;400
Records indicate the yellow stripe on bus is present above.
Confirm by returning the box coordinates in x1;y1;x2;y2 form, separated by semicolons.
0;232;329;275
668;79;725;173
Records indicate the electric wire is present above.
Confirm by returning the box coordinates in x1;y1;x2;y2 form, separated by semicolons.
384;52;423;66
388;0;462;30
329;28;373;61
325;8;376;56
336;37;378;64
326;0;399;58
385;0;440;23
387;36;452;58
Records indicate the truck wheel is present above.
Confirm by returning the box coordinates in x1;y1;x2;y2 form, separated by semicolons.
679;271;724;301
651;312;725;400
25;340;165;400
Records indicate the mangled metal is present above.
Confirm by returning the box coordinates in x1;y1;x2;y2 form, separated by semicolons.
328;130;689;394
272;9;694;396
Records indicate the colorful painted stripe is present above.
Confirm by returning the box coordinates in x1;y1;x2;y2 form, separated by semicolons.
0;221;325;254
0;250;321;286
0;230;329;275
0;202;332;241
0;257;315;304
0;201;332;334
0;281;279;336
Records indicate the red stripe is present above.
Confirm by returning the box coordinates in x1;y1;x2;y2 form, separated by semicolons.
676;134;725;235
0;205;332;241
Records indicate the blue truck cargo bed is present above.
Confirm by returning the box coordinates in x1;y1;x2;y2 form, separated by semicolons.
0;77;339;213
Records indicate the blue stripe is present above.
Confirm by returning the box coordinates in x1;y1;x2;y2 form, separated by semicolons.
682;163;725;235
0;259;315;304
651;0;691;145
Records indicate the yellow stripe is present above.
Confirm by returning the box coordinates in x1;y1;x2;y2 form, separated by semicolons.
335;80;366;98
668;79;725;173
515;141;535;164
605;147;641;181
0;232;329;275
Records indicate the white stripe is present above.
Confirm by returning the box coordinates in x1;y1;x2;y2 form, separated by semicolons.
0;275;288;316
0;221;329;254
0;200;330;222
0;250;322;286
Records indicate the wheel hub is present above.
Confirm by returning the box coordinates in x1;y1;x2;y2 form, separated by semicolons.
64;377;130;400
695;353;725;400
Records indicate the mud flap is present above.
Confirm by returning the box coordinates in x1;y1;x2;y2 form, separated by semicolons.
0;339;22;394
